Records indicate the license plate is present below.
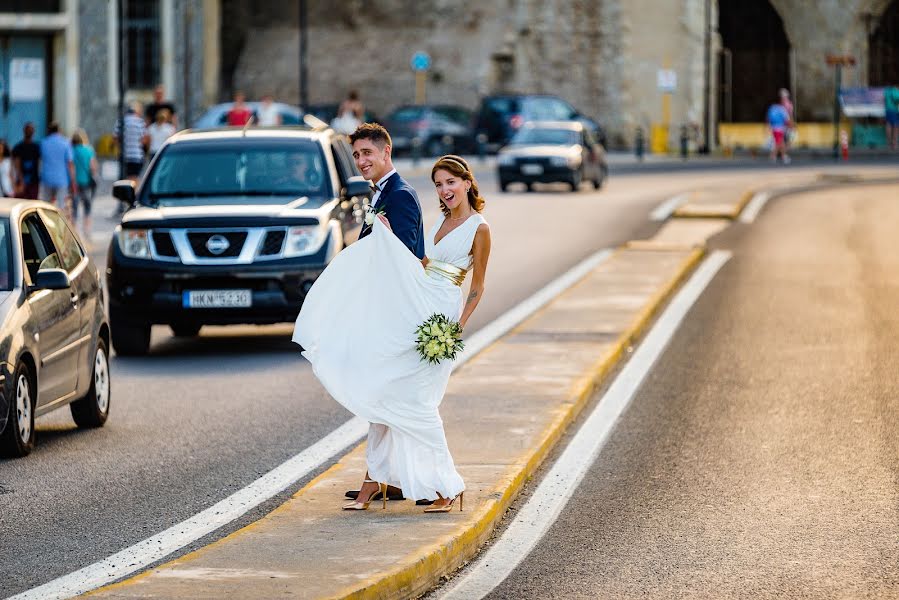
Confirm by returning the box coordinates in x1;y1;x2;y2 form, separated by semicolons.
183;289;252;308
521;163;544;175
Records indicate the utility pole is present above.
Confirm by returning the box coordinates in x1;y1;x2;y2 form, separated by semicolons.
298;0;308;110
118;0;126;179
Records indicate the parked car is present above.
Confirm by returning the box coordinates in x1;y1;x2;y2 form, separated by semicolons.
106;125;372;356
497;121;608;192
0;200;110;457
475;94;607;151
383;104;477;156
192;102;304;129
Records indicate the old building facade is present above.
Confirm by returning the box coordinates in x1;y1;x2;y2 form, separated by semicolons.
0;0;219;149
226;0;899;148
1;1;896;150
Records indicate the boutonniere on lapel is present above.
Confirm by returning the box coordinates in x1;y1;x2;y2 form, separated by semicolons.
364;202;387;226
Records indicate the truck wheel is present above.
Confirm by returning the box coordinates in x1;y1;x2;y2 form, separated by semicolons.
111;318;151;356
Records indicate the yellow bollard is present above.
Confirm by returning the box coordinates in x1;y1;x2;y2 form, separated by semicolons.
650;124;669;154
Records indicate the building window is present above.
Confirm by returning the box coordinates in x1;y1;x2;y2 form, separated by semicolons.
125;0;160;89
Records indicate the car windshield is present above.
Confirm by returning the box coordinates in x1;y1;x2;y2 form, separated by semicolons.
144;141;331;207
510;128;579;146
0;219;11;290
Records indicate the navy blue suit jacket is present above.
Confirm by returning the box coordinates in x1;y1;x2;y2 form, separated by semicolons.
358;172;425;259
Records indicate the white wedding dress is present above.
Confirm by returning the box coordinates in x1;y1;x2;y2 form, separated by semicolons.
293;212;486;500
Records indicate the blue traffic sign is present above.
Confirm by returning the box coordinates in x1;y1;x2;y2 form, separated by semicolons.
411;51;431;72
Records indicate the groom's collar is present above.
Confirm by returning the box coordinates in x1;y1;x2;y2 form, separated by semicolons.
374;168;397;191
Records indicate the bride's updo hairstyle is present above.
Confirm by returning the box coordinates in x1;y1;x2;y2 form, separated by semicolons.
431;154;486;217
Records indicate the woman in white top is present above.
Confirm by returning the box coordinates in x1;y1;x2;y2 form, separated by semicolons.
257;95;282;126
148;109;176;159
0;140;12;198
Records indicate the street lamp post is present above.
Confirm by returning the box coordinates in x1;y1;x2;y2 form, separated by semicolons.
118;0;126;180
298;0;308;110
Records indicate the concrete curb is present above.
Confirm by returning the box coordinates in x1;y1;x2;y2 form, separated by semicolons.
331;246;706;599
673;188;755;220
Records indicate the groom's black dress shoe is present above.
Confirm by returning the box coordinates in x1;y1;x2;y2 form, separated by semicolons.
345;488;406;501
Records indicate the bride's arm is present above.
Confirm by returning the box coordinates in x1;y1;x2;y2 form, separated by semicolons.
459;224;491;330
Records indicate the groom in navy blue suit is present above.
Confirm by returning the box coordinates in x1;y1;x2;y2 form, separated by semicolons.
346;123;429;504
351;123;425;259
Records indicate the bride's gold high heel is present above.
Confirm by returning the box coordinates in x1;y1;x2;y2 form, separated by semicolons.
423;492;463;513
342;480;388;510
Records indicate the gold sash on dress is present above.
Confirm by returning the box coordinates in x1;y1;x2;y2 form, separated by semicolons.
425;259;467;286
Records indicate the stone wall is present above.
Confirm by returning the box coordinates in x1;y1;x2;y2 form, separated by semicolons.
225;0;897;149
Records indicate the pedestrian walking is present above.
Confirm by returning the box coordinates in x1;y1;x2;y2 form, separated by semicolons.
114;103;148;215
72;129;98;240
145;83;178;129
148;108;176;160
115;102;148;182
11;122;40;199
779;88;796;148
257;94;282;126
884;84;899;150
226;91;253;126
766;95;792;164
0;140;13;198
39;122;76;221
331;90;364;134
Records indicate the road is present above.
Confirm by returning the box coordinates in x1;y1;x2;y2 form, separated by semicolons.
482;182;899;598
1;160;892;597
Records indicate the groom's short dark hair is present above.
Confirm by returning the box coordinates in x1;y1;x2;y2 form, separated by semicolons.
350;123;392;149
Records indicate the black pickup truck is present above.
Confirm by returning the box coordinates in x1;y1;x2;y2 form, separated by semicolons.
107;125;372;356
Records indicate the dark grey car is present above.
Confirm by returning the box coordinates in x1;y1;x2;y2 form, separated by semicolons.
497;121;608;192
0;200;111;458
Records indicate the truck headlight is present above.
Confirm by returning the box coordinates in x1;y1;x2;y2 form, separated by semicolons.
284;225;327;258
118;228;151;259
498;154;515;166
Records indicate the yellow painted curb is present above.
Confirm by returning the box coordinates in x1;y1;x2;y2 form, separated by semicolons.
674;189;755;220
331;246;707;600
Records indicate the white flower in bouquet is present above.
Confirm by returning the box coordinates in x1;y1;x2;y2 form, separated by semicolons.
364;203;387;226
415;313;464;365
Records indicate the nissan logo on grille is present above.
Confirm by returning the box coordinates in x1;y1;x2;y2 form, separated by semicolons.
205;234;230;255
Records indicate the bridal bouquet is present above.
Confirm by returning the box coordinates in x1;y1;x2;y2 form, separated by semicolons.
415;313;464;365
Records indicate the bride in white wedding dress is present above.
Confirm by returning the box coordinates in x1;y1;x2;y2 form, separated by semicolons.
293;155;491;512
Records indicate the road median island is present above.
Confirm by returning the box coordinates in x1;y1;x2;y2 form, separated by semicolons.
84;243;705;600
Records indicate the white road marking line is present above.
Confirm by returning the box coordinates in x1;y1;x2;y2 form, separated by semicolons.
438;250;732;600
739;191;771;224
11;247;615;600
650;193;689;221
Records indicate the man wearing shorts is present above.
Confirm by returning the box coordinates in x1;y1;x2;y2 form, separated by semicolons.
39;122;76;220
767;98;791;164
885;85;899;150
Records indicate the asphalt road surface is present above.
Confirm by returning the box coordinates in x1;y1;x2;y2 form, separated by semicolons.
486;183;899;599
1;161;891;597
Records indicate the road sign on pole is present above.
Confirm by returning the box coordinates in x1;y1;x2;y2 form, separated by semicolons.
411;51;431;104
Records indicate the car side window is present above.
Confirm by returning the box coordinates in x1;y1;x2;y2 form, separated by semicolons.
39;209;84;273
20;214;61;283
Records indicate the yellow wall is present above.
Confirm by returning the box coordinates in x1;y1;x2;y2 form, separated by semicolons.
718;122;850;149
